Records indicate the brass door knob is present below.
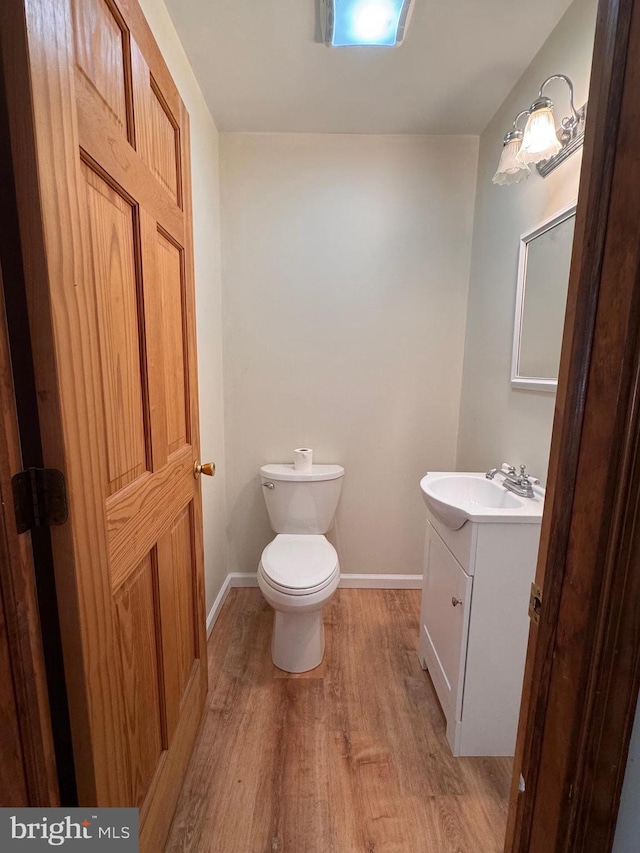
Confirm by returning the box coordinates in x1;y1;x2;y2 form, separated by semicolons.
194;461;216;479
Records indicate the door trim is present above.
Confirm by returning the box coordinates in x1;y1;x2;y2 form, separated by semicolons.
0;26;58;807
0;258;58;808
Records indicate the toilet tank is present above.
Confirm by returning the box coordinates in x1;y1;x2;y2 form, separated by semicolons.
260;464;345;534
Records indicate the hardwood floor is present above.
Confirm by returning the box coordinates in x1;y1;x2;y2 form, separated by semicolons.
165;589;512;852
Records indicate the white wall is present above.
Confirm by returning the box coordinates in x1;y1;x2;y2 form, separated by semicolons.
220;133;479;576
137;0;229;614
613;694;640;852
456;0;597;483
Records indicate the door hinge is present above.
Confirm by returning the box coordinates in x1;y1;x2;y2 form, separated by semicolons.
529;582;543;624
11;468;68;534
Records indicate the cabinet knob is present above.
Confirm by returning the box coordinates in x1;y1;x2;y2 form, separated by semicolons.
451;597;463;607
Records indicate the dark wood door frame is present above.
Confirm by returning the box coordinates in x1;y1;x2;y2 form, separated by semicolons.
508;0;640;849
0;29;76;806
0;18;60;807
0;269;58;807
0;250;58;809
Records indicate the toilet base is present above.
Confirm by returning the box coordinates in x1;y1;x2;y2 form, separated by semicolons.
272;610;325;673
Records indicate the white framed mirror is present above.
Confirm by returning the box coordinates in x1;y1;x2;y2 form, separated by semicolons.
511;202;576;391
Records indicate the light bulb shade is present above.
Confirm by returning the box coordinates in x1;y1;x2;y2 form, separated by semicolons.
518;105;562;164
492;138;531;186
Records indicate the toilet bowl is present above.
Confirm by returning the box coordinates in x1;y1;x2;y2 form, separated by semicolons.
258;534;340;672
258;463;344;673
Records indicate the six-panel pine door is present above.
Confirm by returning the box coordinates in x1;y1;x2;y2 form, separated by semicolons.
2;0;208;847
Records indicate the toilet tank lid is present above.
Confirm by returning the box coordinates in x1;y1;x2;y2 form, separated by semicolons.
260;464;344;482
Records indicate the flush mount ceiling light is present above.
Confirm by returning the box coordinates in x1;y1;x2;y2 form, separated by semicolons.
493;74;587;186
320;0;415;47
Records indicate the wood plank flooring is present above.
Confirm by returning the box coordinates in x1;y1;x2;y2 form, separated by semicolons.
165;589;512;853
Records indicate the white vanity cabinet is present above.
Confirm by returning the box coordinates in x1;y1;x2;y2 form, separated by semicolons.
419;511;541;756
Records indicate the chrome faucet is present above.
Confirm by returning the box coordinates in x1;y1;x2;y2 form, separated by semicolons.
486;463;540;499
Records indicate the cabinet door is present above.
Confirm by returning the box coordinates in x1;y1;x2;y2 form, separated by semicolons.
420;525;472;720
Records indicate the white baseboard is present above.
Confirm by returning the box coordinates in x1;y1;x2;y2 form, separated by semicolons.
206;574;232;638
228;572;260;588
206;573;259;638
338;573;423;589
206;571;422;637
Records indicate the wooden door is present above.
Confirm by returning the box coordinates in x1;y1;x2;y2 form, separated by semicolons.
1;0;208;847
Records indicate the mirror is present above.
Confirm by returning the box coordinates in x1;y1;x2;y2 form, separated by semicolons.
511;203;576;391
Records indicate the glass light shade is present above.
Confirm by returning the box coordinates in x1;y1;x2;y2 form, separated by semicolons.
492;138;531;186
331;0;408;46
518;106;562;164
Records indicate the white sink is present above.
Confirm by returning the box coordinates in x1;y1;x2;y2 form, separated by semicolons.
420;472;544;530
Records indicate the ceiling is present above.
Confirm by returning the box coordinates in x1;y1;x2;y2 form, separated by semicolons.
164;0;574;135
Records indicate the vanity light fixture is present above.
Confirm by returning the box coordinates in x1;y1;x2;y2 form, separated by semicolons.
493;74;587;185
320;0;415;47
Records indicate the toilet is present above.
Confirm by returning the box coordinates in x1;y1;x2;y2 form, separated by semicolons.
258;463;344;673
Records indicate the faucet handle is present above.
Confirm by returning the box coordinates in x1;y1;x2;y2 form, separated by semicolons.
502;462;516;474
519;464;540;486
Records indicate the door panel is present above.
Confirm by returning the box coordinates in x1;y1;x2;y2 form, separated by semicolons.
157;504;198;741
71;0;131;138
81;161;148;495
156;229;189;454
3;0;207;846
113;553;164;808
141;82;181;204
166;506;197;700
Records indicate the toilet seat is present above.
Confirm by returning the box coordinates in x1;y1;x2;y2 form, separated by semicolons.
260;534;338;595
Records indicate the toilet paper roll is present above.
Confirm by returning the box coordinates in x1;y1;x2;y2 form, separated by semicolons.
294;448;313;473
